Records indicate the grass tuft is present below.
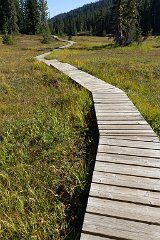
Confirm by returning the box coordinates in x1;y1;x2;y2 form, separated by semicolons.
0;35;98;239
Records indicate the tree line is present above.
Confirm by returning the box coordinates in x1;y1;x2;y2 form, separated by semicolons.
1;0;160;46
50;0;160;44
0;0;50;43
50;0;113;36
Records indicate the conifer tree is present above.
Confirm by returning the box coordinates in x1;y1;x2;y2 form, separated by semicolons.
2;0;19;34
19;0;26;33
0;0;4;33
152;0;160;35
39;0;50;42
25;0;40;34
140;0;152;35
112;0;140;45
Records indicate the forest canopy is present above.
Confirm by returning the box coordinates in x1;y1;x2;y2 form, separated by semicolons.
50;0;160;38
0;0;49;35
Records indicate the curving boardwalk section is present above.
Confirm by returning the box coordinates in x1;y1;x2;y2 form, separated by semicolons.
36;38;160;240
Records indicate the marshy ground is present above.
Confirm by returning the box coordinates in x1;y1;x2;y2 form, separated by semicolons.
0;35;97;240
48;36;160;138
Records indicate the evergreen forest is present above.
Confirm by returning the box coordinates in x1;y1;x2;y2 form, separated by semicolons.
0;0;160;45
0;0;49;35
50;0;160;39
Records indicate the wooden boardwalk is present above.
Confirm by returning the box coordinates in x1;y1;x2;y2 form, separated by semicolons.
37;42;160;240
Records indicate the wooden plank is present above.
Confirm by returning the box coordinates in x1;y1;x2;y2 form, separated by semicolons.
93;96;129;99
99;137;160;149
93;95;129;98
96;152;160;168
98;144;160;158
95;161;160;178
96;112;142;116
96;116;144;121
86;197;160;224
96;110;138;113
89;183;160;206
96;109;138;113
94;99;130;102
82;213;160;240
92;90;123;93
92;171;160;191
91;89;122;92
97;135;160;142
95;104;135;109
93;95;129;99
80;233;111;240
95;101;133;105
93;92;126;94
97;120;148;125
99;131;156;136
98;124;152;130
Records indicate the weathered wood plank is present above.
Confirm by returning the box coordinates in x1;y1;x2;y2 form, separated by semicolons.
96;152;160;168
97;135;159;142
97;120;148;125
99;137;160;149
96;110;138;113
95;104;135;109
86;197;160;224
82;213;160;240
81;233;110;240
89;183;160;206
93;92;127;95
95;161;160;178
98;124;152;130
93;96;129;99
98;144;160;158
99;131;156;136
96;112;142;116
92;171;160;191
92;90;124;93
96;116;144;121
92;90;123;93
94;98;130;101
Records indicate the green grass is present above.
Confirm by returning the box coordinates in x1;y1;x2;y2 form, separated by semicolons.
47;36;160;137
0;35;97;239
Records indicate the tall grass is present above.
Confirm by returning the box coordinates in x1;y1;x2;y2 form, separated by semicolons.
47;36;160;137
0;35;98;239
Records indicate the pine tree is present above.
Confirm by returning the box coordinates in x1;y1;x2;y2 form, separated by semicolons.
0;0;4;33
112;0;140;45
152;0;160;35
112;0;126;45
25;0;40;34
140;0;152;35
18;0;26;33
2;0;19;34
39;0;50;43
0;0;19;45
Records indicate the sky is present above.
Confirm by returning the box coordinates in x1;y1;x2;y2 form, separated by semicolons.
47;0;98;18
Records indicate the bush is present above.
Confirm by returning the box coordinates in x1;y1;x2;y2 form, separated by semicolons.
41;34;50;44
2;34;13;45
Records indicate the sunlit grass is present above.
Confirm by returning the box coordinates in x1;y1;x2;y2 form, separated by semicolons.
47;36;160;137
0;35;97;239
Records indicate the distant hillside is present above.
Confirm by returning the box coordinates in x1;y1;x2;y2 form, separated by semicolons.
49;0;160;37
49;0;113;36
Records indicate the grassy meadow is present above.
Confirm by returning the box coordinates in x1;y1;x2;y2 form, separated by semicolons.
47;36;160;137
0;35;98;239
